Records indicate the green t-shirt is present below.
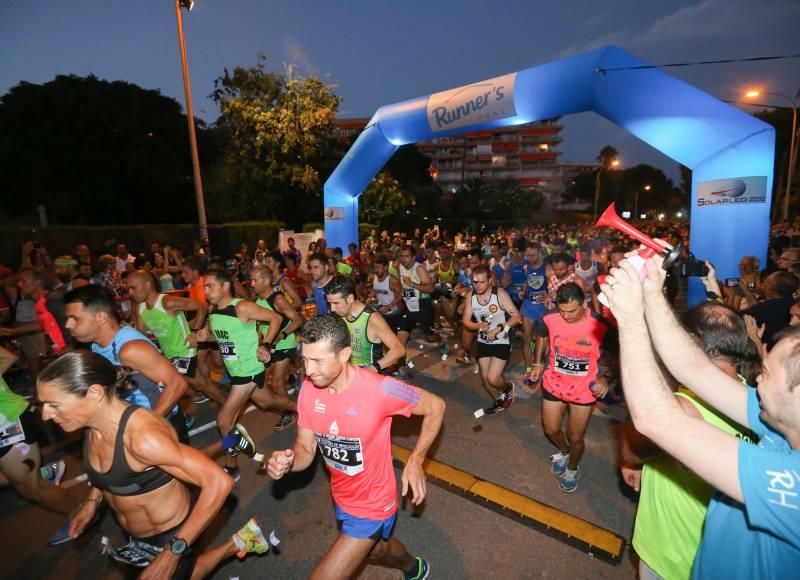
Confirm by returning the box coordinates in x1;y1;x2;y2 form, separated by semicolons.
0;374;28;426
137;294;196;360
255;294;296;351
343;307;383;367
632;387;754;579
209;298;264;378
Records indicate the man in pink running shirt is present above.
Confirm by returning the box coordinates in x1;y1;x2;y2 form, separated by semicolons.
530;282;616;493
267;315;445;579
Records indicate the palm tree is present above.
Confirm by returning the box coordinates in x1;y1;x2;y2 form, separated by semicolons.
593;145;620;220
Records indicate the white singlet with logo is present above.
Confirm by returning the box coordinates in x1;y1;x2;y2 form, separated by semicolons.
372;274;393;307
471;289;509;345
399;263;421;312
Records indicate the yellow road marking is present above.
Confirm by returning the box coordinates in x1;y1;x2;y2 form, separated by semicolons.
392;444;625;562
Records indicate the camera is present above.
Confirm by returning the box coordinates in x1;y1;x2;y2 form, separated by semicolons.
679;253;709;277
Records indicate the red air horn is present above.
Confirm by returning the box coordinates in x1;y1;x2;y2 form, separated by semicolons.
596;203;683;270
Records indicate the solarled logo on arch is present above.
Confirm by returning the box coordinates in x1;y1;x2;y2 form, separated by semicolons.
426;73;517;133
696;176;767;207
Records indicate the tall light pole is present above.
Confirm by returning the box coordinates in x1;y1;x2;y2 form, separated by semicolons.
635;184;650;221
746;89;797;222
593;157;619;220
175;0;209;243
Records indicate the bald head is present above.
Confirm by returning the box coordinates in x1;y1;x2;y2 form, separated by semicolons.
125;269;159;304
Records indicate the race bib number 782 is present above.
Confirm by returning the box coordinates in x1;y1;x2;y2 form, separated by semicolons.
316;433;364;476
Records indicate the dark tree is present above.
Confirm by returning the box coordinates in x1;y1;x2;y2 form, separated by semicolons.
0;74;203;224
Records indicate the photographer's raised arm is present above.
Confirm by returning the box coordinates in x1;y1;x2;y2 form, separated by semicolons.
640;256;749;426
603;261;744;503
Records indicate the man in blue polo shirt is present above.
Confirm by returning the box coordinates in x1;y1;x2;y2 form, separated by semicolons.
603;251;800;579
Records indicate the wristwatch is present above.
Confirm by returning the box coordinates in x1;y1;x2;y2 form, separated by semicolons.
372;361;382;373
169;536;189;556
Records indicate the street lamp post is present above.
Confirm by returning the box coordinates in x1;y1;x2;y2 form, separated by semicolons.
175;0;209;243
746;90;797;222
593;158;619;221
635;184;650;222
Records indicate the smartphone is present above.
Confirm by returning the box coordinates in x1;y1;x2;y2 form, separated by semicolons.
725;278;739;287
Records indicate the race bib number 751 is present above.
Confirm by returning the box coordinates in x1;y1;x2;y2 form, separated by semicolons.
316;433;364;476
554;353;589;376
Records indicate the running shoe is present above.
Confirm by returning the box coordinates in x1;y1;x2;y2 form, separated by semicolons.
559;468;581;493
193;392;210;404
286;369;302;396
273;412;297;432
185;414;196;430
41;459;66;485
223;465;241;483
228;424;259;459
48;512;100;546
232;518;268;559
499;384;515;410
550;452;570;477
404;556;431;580
106;537;162;567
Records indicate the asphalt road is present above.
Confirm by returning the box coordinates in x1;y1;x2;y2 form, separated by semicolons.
0;335;637;579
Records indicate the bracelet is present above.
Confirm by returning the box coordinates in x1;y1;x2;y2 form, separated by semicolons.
75;496;103;514
372;361;382;373
531;363;543;368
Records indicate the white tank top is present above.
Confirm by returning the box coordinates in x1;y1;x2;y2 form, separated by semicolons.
372;274;393;307
575;261;598;287
399;263;422;312
471;289;509;345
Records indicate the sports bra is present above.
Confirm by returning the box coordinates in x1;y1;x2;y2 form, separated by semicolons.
84;406;174;496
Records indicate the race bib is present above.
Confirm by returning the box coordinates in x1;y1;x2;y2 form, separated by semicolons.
554;353;589;376
316;433;364;476
0;417;25;449
218;340;238;361
402;288;420;312
529;292;545;304
171;356;192;375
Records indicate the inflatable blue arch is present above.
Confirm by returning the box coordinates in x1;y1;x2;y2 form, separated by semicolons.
324;45;775;304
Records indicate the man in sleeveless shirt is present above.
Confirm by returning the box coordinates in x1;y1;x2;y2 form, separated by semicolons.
250;265;304;432
530;282;613;493
126;270;226;407
324;275;405;374
368;254;404;332
63;285;190;441
308;252;333;317
267;315;445;579
520;244;548;383
461;265;521;414
198;269;294;481
396;246;438;349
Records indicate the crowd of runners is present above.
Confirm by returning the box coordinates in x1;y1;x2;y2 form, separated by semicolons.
2;218;800;578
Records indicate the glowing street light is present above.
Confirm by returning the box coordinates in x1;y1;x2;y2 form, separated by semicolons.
634;184;650;221
593;156;621;220
745;88;797;221
676;211;683;218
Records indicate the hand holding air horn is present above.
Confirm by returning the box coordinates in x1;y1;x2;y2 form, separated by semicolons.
595;203;683;306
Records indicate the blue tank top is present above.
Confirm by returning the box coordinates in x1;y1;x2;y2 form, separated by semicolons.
524;262;548;303
313;284;329;316
457;269;473;291
509;260;527;298
91;327;166;411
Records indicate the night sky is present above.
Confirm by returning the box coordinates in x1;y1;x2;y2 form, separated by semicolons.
2;0;797;181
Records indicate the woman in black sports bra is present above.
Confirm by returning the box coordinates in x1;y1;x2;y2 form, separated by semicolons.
37;351;272;579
